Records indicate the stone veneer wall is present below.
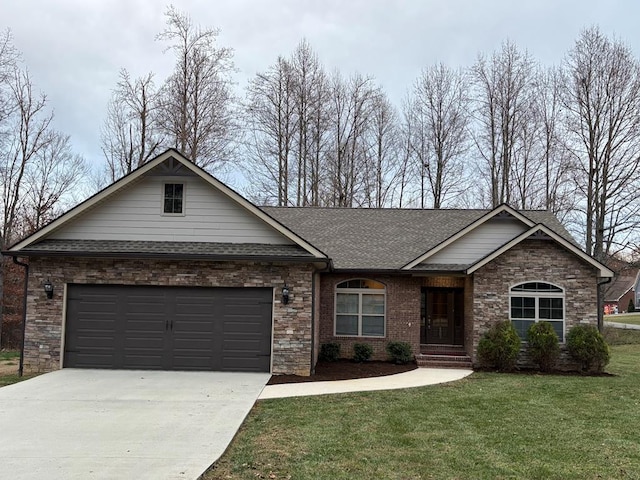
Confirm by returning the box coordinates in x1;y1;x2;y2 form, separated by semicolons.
472;239;599;369
318;274;422;361
23;257;315;376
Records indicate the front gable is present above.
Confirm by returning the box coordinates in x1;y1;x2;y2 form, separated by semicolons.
403;205;535;270
466;224;614;278
8;149;327;259
413;215;528;268
46;162;290;244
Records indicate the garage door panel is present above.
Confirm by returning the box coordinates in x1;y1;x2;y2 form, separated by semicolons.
73;352;116;368
221;356;267;371
65;285;273;372
123;354;164;369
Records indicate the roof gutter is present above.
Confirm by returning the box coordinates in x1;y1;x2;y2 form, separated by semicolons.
12;256;28;377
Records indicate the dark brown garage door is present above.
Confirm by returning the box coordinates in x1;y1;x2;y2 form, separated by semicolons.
64;285;272;372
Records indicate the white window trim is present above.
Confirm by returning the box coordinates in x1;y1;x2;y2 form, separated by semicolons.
161;181;187;216
509;281;565;343
334;281;386;338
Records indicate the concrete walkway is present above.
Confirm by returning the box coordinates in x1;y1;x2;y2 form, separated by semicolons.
259;367;473;399
604;321;640;330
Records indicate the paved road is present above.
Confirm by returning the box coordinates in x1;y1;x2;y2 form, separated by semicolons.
0;369;269;480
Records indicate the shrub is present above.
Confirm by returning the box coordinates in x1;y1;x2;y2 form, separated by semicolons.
319;343;340;362
477;320;521;371
526;321;560;372
628;299;636;313
386;341;413;364
353;343;373;362
566;324;610;373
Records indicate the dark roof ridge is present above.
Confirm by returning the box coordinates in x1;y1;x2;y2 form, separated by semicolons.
261;205;553;213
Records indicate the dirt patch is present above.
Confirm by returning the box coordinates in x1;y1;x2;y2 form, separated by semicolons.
267;360;417;385
0;359;19;376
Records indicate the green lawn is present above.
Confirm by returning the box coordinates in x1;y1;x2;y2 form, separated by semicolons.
605;313;640;325
0;350;28;387
206;335;640;480
0;350;19;362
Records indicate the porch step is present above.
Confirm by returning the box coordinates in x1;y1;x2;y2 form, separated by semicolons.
420;344;467;355
415;353;473;369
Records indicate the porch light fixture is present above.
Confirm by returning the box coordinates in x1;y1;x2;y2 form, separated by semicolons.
43;279;54;299
282;285;290;305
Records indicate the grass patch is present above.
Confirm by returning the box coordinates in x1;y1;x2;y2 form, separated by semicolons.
206;345;640;480
603;326;640;345
0;350;19;362
605;313;640;325
0;373;32;388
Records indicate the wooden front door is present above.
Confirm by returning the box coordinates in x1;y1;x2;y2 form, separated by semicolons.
421;288;464;345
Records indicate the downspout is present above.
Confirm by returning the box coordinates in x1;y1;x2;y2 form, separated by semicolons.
597;276;612;332
310;271;316;375
12;256;28;377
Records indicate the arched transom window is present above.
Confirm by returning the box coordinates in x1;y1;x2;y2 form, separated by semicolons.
335;279;386;337
510;282;565;341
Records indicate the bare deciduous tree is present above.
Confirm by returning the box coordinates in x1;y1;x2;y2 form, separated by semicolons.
535;67;576;219
244;57;296;206
326;72;379;207
563;27;640;261
1;68;53;246
290;39;328;206
156;6;236;169
100;69;161;181
22;131;86;232
0;29;19;129
472;41;537;207
408;64;470;208
361;92;400;208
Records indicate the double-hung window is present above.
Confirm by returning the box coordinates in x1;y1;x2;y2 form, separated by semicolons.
335;279;385;337
510;282;564;341
163;183;184;214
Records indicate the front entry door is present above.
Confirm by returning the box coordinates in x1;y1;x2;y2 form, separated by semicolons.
421;288;464;345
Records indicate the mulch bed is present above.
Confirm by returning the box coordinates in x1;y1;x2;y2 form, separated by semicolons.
267;359;417;385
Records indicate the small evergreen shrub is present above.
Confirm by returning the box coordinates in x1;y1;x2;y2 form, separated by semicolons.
477;320;521;371
628;299;636;313
526;321;560;372
386;341;413;364
566;324;610;373
319;343;340;362
353;343;373;362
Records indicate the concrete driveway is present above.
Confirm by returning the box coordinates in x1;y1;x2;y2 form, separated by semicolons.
0;369;270;480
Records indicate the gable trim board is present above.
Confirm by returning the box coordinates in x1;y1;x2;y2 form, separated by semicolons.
401;204;536;270
465;224;614;278
7;149;328;261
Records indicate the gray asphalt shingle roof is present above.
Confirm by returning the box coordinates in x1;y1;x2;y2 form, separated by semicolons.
20;207;575;271
21;239;316;260
262;207;576;270
604;272;638;302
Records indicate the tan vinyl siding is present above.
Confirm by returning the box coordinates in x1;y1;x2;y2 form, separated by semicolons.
421;219;527;265
49;175;293;244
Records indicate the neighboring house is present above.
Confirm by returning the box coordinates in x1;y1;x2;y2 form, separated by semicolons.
4;150;613;375
603;271;639;315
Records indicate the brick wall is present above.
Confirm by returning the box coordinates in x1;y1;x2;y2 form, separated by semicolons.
317;274;477;361
318;273;422;361
472;239;599;368
24;257;315;376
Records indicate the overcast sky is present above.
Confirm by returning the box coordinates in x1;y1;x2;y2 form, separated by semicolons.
2;0;640;181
